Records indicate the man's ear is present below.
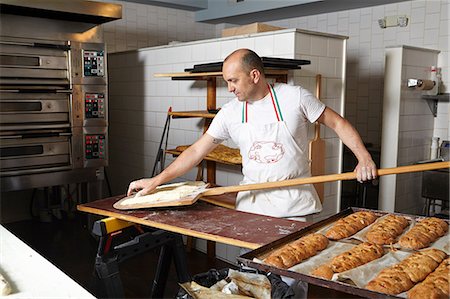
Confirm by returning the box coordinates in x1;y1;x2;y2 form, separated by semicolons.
250;69;261;83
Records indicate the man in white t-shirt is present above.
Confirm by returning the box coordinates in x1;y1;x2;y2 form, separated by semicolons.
128;48;377;298
127;48;377;218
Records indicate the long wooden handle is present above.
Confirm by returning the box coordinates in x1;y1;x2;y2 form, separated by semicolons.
201;161;449;196
314;74;321;139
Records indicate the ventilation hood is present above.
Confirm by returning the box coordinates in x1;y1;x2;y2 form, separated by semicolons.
0;0;122;24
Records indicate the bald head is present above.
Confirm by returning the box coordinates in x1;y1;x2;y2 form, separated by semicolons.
224;49;265;75
222;48;269;101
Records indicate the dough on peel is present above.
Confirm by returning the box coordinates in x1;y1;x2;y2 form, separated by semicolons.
122;181;207;206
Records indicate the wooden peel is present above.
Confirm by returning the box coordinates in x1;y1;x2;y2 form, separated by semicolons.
114;161;449;210
309;74;326;202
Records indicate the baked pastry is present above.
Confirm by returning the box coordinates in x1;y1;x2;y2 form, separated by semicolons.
398;217;448;250
311;264;335;280
175;144;241;164
365;214;409;245
366;248;447;295
325;211;378;240
407;258;450;299
264;233;329;269
311;242;384;279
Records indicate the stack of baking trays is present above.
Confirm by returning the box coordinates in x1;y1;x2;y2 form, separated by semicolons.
238;208;449;299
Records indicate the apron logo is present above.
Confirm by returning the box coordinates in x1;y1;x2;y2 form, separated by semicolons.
248;141;285;164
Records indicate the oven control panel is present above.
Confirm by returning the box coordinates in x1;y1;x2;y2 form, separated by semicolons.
85;93;105;119
83;50;105;77
85;134;106;160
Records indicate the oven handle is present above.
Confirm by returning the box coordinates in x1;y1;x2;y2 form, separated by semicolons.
0;132;71;139
0;89;72;93
0;41;70;51
0;135;23;139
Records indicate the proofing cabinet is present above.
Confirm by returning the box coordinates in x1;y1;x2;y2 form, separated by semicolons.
108;28;348;263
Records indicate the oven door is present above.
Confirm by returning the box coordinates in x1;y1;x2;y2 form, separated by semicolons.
0;135;71;176
0;38;70;88
0;90;71;133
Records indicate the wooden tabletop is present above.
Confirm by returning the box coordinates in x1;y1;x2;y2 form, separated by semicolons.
77;195;308;249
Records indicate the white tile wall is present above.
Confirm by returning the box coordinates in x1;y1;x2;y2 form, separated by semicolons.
103;0;449;152
267;0;449;148
98;0;216;53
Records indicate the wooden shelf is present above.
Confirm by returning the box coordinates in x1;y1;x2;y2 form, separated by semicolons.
165;149;241;166
200;192;237;210
169;110;217;119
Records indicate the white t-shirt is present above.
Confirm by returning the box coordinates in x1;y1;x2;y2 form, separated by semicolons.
206;83;326;153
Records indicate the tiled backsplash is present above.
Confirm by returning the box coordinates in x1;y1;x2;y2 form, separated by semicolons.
99;0;216;53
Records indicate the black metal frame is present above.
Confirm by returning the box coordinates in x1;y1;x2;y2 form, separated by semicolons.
93;224;190;298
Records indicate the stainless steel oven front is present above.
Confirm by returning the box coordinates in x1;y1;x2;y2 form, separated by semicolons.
0;37;108;188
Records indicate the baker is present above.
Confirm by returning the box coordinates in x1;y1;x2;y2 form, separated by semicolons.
128;48;377;298
127;48;377;218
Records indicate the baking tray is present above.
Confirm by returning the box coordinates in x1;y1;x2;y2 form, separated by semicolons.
237;207;449;299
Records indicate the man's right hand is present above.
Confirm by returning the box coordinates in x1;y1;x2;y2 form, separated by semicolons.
127;178;158;197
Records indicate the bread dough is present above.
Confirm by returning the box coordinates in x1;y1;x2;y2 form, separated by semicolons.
121;181;207;206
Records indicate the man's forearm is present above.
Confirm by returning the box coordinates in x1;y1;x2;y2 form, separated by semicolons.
153;145;205;184
334;119;372;162
153;133;219;185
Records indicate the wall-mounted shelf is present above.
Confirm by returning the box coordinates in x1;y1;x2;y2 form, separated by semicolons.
154;69;289;81
422;93;450;117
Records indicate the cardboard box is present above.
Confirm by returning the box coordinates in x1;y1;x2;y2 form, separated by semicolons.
221;23;285;37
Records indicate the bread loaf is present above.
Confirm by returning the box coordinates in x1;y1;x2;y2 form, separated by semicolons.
311;242;384;280
264;233;329;269
366;248;447;295
398;217;448;250
325;211;378;240
365;214;409;245
407;258;450;299
176;144;241;164
311;265;334;280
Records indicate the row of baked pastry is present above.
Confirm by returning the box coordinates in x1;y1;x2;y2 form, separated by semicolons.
310;244;449;298
265;236;449;298
325;211;448;249
264;212;448;271
366;249;448;298
262;211;449;297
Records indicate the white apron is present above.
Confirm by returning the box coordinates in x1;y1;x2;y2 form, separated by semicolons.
234;84;322;218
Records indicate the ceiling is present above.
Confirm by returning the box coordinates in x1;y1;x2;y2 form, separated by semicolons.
121;0;411;24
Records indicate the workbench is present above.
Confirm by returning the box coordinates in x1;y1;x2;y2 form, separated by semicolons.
77;195;308;298
77;195;307;250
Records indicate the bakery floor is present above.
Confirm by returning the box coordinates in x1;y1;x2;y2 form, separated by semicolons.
4;213;361;298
